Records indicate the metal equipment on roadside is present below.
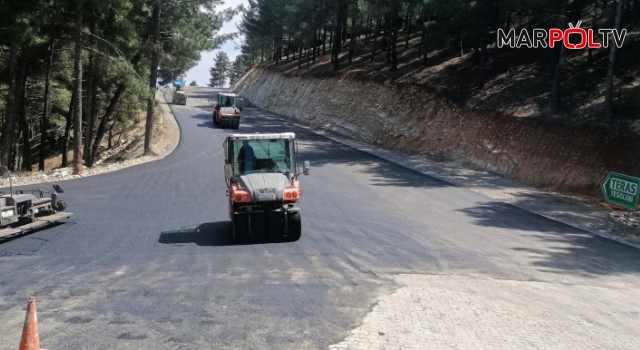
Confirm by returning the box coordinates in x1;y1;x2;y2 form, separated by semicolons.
0;166;73;240
223;133;310;243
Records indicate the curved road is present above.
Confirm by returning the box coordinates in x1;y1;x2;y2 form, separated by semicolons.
1;87;640;349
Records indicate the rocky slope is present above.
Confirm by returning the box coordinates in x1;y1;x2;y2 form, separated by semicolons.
234;67;640;197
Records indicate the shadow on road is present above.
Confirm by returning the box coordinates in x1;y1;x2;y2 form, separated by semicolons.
456;200;640;276
197;121;214;129
158;222;232;246
158;221;284;246
0;222;65;246
188;112;212;122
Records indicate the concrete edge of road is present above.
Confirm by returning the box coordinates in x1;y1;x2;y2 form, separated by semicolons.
240;103;640;251
157;88;183;158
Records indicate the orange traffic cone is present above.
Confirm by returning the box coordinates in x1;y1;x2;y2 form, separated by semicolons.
18;297;46;350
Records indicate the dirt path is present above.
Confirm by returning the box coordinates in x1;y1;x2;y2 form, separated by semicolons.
0;90;180;187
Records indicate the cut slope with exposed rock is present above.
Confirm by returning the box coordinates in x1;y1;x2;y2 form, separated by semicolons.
234;67;640;200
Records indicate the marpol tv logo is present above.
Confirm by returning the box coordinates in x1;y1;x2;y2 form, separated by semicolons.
497;21;627;49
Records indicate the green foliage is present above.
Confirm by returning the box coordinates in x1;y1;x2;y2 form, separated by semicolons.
0;0;239;170
208;51;231;87
229;55;245;87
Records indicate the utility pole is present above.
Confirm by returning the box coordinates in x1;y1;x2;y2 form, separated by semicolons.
72;0;84;175
144;0;161;155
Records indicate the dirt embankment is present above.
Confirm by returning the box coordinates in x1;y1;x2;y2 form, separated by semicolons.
235;67;640;198
0;90;180;187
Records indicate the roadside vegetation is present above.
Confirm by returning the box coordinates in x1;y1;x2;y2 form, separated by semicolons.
0;0;241;173
236;0;639;127
208;51;246;88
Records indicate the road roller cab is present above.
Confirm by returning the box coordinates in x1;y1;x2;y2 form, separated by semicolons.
213;93;242;129
172;81;187;105
223;132;310;243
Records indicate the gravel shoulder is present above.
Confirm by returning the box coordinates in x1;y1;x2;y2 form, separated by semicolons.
0;90;180;188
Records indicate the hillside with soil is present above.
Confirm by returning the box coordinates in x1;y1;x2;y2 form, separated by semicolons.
0;90;179;187
233;29;640;204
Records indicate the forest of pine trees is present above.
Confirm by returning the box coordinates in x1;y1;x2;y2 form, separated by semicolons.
237;0;638;122
209;52;246;88
0;0;240;173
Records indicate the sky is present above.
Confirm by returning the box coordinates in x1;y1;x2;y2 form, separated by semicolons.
184;0;249;87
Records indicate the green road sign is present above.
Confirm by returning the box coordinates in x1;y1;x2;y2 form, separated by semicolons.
601;172;640;210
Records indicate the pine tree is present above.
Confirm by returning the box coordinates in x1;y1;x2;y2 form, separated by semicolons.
229;56;245;86
209;51;232;87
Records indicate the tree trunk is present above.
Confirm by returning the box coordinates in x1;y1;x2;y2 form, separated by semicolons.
404;8;412;50
272;40;276;62
421;9;429;66
279;27;283;62
83;43;94;164
323;27;327;54
387;12;392;64
17;57;31;171
342;5;348;45
553;0;568;112
307;40;311;68
108;119;114;149
474;35;481;65
92;84;126;160
11;143;18;172
1;38;18;168
477;0;493;88
62;89;75;168
478;32;489;88
84;19;99;166
604;0;625;120
39;40;55;171
86;61;99;166
144;0;161;155
349;8;357;64
370;16;379;62
298;39;303;69
418;6;424;58
312;29;317;62
332;1;343;70
287;26;292;60
292;39;296;60
390;6;399;71
329;15;335;51
72;0;84;174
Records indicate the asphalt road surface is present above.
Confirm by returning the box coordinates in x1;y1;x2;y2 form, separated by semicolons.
1;87;639;350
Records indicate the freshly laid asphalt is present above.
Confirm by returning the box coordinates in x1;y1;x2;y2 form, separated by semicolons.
0;87;639;350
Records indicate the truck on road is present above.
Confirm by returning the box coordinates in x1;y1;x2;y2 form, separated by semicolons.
223;132;310;243
172;81;187;105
